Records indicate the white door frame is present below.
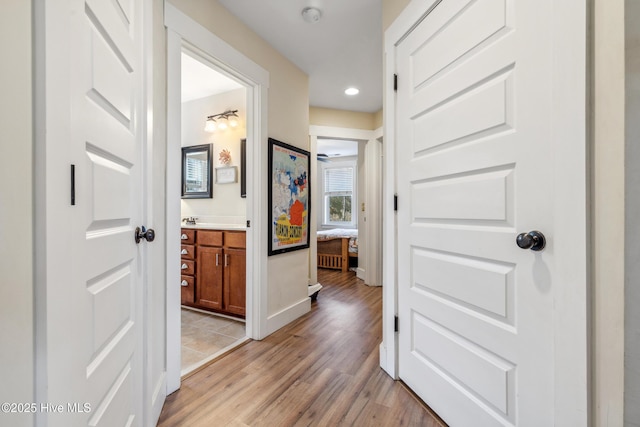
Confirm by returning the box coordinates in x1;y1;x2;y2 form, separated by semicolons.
381;0;589;423
164;3;269;394
309;125;383;287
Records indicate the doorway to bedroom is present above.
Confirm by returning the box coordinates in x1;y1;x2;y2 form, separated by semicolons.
316;138;360;275
311;129;382;289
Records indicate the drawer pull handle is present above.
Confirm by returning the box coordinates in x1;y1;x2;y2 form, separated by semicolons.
181;263;188;270
225;254;229;267
181;280;188;287
181;249;188;255
181;234;188;240
216;253;219;266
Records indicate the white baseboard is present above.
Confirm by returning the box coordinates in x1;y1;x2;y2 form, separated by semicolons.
151;372;167;425
356;267;365;280
379;341;397;379
266;297;311;336
379;342;387;370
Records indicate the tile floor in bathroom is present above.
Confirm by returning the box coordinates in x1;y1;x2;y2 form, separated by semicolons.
181;308;246;373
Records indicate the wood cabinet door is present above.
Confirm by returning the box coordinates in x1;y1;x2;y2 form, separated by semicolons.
196;246;224;311
223;248;246;316
180;275;195;305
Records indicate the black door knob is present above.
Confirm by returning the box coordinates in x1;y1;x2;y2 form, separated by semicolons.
135;226;156;244
516;230;546;251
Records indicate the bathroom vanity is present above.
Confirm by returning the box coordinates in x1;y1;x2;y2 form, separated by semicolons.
180;225;246;318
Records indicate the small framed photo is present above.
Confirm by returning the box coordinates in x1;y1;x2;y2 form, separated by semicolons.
215;166;238;184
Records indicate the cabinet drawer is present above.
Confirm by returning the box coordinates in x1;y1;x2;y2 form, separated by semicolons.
181;244;195;260
198;230;223;247
180;275;195;304
180;260;195;276
180;229;195;244
224;231;246;249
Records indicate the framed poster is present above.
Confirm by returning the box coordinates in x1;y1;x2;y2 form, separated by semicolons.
268;137;311;255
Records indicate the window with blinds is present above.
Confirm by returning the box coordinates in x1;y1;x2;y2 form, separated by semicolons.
323;165;355;226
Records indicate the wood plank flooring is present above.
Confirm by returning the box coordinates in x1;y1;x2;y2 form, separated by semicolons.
158;269;446;427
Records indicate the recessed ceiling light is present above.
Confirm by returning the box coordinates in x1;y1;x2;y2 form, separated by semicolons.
345;87;359;96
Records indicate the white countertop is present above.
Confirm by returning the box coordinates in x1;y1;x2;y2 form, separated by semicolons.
181;223;246;231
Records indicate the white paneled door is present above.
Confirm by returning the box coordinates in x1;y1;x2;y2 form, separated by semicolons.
43;0;155;425
395;0;585;425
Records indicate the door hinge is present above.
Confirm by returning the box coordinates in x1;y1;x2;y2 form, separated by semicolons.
394;74;398;92
70;164;76;206
394;194;398;212
394;315;399;332
246;220;251;228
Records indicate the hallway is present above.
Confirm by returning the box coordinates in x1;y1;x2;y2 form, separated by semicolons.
158;269;445;426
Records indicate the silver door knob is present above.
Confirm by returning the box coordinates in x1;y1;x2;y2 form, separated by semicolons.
516;230;546;251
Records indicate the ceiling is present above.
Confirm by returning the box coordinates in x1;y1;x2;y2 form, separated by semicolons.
181;52;242;103
317;139;358;158
181;55;360;158
218;0;383;113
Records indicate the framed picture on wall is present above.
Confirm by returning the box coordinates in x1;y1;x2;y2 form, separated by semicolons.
181;144;212;199
215;166;237;184
268;137;311;256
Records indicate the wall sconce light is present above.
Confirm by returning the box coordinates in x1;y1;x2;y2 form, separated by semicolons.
204;109;239;132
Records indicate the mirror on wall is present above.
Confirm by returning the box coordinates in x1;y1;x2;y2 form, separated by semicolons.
182;144;212;199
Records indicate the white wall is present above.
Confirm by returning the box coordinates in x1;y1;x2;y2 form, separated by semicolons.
357;144;366;279
0;2;34;426
181;88;247;222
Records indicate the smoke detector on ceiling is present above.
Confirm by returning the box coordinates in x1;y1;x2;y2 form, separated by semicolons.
301;7;322;24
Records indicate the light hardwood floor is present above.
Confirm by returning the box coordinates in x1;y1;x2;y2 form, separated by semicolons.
158;269;446;427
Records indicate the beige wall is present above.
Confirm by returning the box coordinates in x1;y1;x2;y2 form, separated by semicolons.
383;0;411;31
593;0;626;425
373;109;383;129
0;1;34;426
168;0;311;317
309;106;378;130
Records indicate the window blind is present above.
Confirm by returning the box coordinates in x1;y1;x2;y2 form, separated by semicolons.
324;167;354;193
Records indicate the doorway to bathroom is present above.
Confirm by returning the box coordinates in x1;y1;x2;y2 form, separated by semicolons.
165;3;270;394
178;49;249;376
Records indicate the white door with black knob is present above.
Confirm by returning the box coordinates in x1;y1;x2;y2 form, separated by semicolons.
394;0;587;425
41;0;164;425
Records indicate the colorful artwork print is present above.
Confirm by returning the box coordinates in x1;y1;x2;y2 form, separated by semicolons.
268;138;311;255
